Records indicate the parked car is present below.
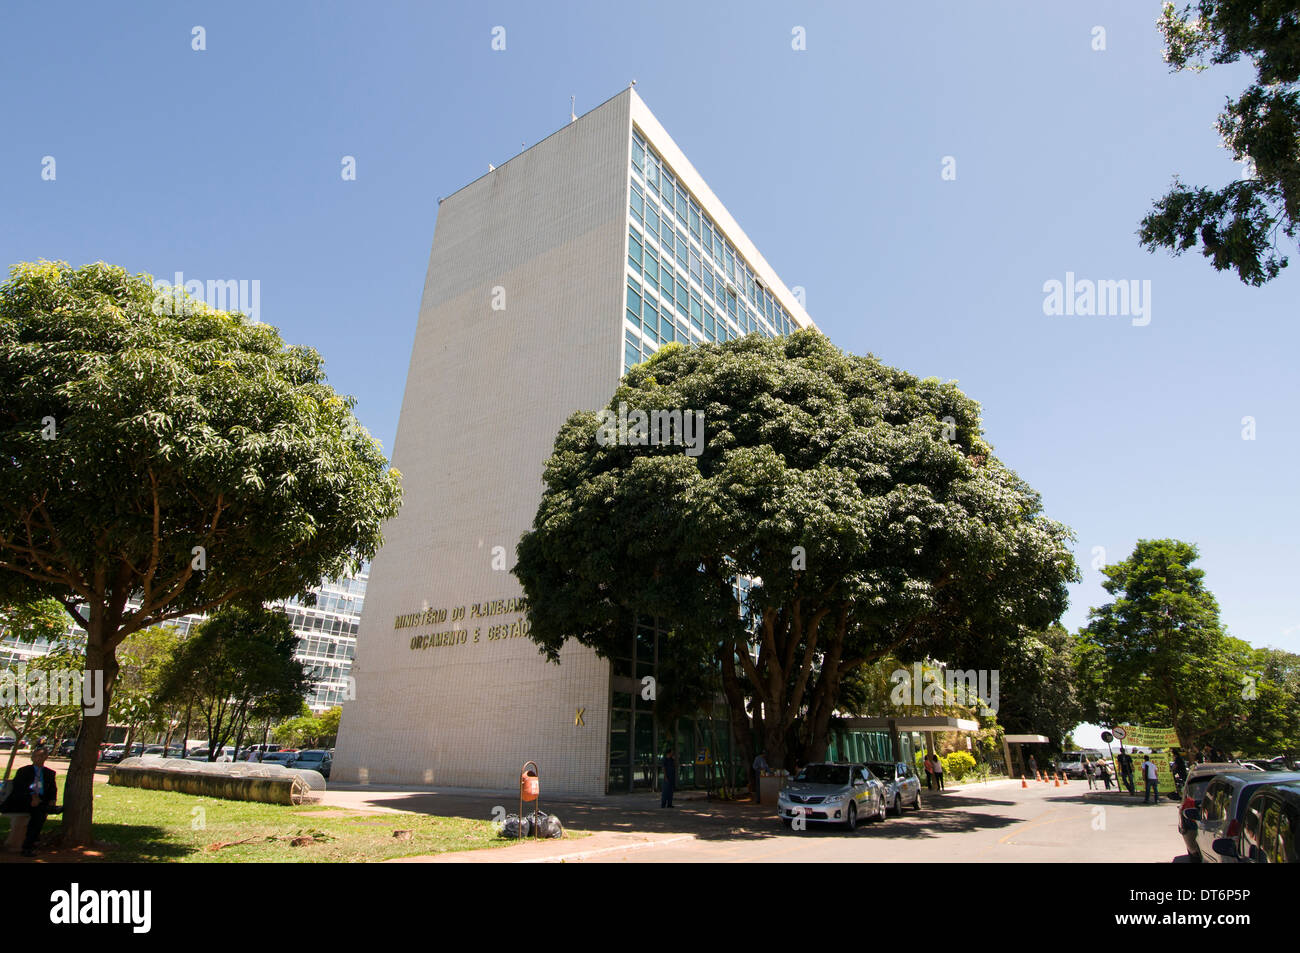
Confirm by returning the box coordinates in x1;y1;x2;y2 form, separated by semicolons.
0;736;16;750
1180;763;1250;860
864;761;922;815
57;738;77;757
260;750;299;769
141;745;184;758
185;746;236;762
1056;750;1106;780
292;749;332;778
777;762;887;831
99;743;145;763
1188;770;1300;862
1241;759;1291;772
1239;782;1300;863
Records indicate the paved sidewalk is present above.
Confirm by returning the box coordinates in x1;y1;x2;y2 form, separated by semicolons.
321;777;1017;863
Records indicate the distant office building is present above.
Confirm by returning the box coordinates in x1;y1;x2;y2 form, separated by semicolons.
278;564;367;711
334;88;817;794
0;566;368;714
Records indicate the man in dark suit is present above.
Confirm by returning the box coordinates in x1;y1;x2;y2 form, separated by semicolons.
2;744;57;857
660;747;676;808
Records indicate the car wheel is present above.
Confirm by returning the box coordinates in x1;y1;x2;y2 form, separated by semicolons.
890;795;902;817
844;801;857;831
876;796;888;823
781;816;792;829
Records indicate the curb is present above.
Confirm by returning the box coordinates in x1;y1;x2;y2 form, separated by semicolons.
519;833;696;863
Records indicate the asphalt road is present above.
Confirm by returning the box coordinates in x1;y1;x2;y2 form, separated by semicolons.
567;779;1186;863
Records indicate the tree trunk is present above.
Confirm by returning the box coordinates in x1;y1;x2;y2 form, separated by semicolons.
61;635;118;847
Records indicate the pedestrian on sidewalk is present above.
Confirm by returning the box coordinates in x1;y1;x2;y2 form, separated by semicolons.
1098;759;1112;790
923;753;934;790
752;750;769;799
661;747;677;808
1141;755;1159;803
1118;749;1136;794
1084;758;1096;790
933;754;945;791
1027;754;1038;779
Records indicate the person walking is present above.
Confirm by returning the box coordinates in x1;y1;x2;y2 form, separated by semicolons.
1084;758;1096;790
1172;749;1188;795
1117;749;1136;794
752;750;769;800
1027;754;1038;780
1142;755;1159;804
932;754;945;791
661;747;677;808
923;753;934;790
1098;759;1112;790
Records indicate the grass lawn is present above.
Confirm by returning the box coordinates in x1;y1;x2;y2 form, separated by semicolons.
1;785;526;862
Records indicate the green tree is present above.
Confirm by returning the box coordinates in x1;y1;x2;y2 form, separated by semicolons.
112;626;182;755
992;623;1084;748
0;261;402;843
1139;1;1300;284
0;644;83;779
0;598;81;778
515;332;1076;770
0;597;70;649
1077;539;1244;750
157;607;310;760
316;706;342;746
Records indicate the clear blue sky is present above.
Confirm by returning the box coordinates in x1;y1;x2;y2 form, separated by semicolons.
3;1;1296;658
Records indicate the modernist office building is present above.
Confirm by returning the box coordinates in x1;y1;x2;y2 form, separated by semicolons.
332;88;823;794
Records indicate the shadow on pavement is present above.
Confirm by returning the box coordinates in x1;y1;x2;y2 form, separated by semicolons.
334;786;1028;843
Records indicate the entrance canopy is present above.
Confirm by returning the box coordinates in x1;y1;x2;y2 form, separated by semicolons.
843;716;980;734
1004;734;1050;744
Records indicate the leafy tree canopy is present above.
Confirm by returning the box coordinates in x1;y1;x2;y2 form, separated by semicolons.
1139;1;1300;284
0;260;401;843
515;331;1076;768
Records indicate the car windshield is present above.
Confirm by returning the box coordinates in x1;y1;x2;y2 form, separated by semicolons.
866;763;896;780
795;765;851;786
296;752;323;761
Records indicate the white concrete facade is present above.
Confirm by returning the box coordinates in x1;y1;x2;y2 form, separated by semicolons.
333;88;814;794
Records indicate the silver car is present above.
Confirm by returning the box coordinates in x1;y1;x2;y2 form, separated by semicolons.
865;761;923;816
778;762;888;831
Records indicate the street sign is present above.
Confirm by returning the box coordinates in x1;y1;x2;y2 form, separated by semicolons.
1111;726;1126;740
1100;731;1113;744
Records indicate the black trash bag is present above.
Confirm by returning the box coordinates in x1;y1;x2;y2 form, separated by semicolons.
499;813;531;838
530;811;564;838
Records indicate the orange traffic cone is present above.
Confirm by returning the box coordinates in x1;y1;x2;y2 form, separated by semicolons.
1063;773;1069;785
1021;775;1028;788
1054;775;1060;787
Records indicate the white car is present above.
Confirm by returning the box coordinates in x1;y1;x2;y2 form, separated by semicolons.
778;762;888;831
865;761;924;815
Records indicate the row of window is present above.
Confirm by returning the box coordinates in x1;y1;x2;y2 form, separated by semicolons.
285;608;360;638
296;634;355;661
631;130;795;334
